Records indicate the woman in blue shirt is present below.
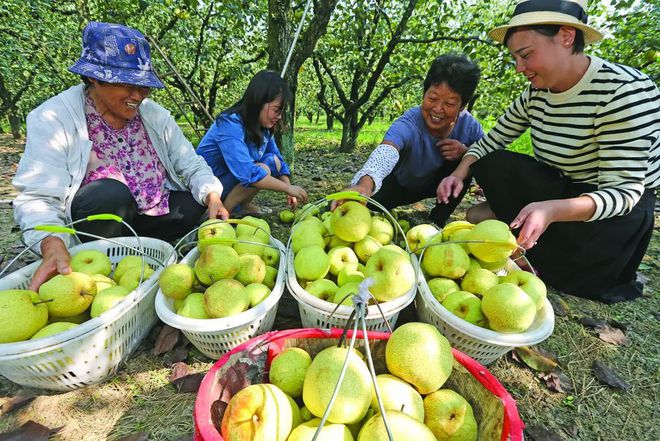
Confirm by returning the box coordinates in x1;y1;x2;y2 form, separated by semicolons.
197;70;308;216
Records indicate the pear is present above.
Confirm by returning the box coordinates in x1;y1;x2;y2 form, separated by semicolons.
461;268;500;297
421;242;470;279
269;347;312;398
194;244;240;285
427;277;460;302
466;219;517;263
306;279;339;300
294;245;330;281
0;289;48;343
90;274;116;293
118;265;155;291
337;265;365;287
235;254;266;285
385;322;453;394
262;265;278;290
424;389;478;441
291;222;326;254
370;374;424;422
204;279;249;318
331;201;372;243
287;418;354;441
482;283;536;333
442;291;486;326
38;272;96;318
357;410;436;441
176;292;209;319
245;283;271;307
30;322;78;340
197;219;236;252
113;255;145;282
90;285;131;317
70;249;112;276
159;264;195;299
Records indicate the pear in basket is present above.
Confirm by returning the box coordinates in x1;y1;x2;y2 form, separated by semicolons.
221;383;293;441
442;291;486;327
406;224;439;254
159;264;195;299
385;322;453;394
70;249;112;276
481;283;536;333
287;418;354;441
421;242;470;280
235;254;266;285
327;246;359;276
305;278;339;300
204;279;249;318
364;248;415;302
30;322;77;340
461;268;499;297
381;244;410;261
466;219;517;263
424;389;478;441
500;270;547;310
177;293;209;319
245;283;270;307
38;272;97;318
357;410;437;441
0;289;48;343
294;245;330;281
427;277;459;302
113;255;145;282
337;265;365;287
262;246;280;267
369;215;394;245
354;235;382;264
195;244;240;285
197;219;236;252
370;374;425;423
291;222;325;254
331;201;372;243
90;274;115;293
90;285;131;317
236;216;271;242
269;347;312;398
262;266;278;290
118;265;154;291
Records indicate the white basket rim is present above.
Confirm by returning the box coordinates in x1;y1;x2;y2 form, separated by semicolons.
0;237;175;357
418;267;555;347
155;238;286;334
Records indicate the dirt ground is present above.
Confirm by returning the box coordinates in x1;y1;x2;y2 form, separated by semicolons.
0;133;659;441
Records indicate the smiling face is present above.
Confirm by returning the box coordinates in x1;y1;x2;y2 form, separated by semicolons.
259;95;284;129
421;82;463;138
88;79;151;129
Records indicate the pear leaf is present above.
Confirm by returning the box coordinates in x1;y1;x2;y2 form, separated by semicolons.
540;369;573;393
171;372;204;393
592;360;630;391
168;362;189;383
153;325;180;355
595;324;630;346
0;420;60;440
0;394;37;415
513;346;559;373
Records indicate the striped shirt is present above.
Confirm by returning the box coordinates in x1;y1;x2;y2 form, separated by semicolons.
466;56;659;221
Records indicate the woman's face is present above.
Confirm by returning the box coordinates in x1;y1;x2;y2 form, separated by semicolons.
259;96;284;129
506;27;573;92
89;80;151;128
421;82;463;137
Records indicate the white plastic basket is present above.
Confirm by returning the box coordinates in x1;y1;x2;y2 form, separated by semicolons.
0;237;176;390
417;258;555;365
155;238;286;360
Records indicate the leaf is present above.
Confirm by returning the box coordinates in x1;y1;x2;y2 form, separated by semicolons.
595;324;631;346
116;433;149;441
578;317;608;328
153;325;180;356
168;362;189;382
162;345;189;365
0;421;59;441
525;425;565;441
540;369;573;393
513;346;559;373
171;372;204;393
211;398;228;430
592;360;631;391
0;394;37;415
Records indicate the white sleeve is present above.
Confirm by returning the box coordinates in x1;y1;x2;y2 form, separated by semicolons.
350;144;400;194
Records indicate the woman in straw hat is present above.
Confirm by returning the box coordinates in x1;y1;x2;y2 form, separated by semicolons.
437;0;659;303
13;22;229;290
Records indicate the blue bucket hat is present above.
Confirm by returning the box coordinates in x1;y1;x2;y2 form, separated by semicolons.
68;21;164;89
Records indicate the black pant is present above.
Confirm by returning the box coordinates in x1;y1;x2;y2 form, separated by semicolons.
71;178;207;243
471;150;655;303
371;161;471;227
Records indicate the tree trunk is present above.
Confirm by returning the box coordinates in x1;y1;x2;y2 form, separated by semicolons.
326;112;334;131
9;111;21;139
339;111;360;153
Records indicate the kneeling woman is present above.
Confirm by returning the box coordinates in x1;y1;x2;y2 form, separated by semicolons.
197;70;308;216
438;0;658;303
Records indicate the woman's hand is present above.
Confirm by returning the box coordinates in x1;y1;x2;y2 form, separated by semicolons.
330;177;374;211
437;175;465;204
437;139;467;162
286;185;308;207
510;201;559;249
28;236;71;291
206;191;229;220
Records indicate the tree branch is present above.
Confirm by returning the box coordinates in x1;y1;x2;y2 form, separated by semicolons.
400;35;498;47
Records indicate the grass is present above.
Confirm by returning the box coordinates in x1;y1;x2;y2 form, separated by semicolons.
0;128;658;441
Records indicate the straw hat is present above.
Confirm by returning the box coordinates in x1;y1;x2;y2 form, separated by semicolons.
489;0;604;44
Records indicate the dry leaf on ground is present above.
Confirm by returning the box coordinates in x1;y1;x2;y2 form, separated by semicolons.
540;369;573;393
153;325;180;355
595;324;631;346
171;373;204;393
168;362;189;382
592;360;631;391
513;346;559;373
0;394;37;415
0;420;60;441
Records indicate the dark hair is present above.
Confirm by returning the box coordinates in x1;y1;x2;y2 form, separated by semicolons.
222;70;291;146
81;75;106;88
504;25;585;54
423;53;481;108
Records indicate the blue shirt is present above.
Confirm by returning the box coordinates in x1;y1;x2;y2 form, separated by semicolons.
384;107;484;190
196;113;291;189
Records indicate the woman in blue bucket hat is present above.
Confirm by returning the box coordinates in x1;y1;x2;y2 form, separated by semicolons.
13;22;229;290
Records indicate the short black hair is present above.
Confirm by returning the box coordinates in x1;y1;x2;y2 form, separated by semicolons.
423;53;481;108
222;70;292;146
504;25;585;54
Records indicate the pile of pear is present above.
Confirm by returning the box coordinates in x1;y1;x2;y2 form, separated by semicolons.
418;219;547;333
221;322;478;441
0;250;155;344
158;217;279;320
290;202;416;307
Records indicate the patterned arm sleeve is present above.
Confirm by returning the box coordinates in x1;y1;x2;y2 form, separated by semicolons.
350;144;400;193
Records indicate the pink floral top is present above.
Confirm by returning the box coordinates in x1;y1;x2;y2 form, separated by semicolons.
82;95;170;215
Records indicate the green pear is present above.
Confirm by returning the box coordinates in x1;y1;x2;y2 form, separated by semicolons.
269;347;312;398
0;290;48;343
236;215;271;238
328;234;351;249
468;258;481;272
331;201;372;243
279;209;295;223
303;346;372;424
159;264;195;299
500;270;547;310
294;245;330;281
245;283;271;307
173;297;186;312
482;283;536;333
305;278;339;300
369;215;394;245
337;265;365;287
204;279;249;318
466;219;518;263
331;282;361;306
197;219;236;252
91;273;116;293
381;244;410;261
48;310;90;325
263;265;278;290
441;220;474;241
357;410;436;441
113;255;146;282
300;406;314;423
474;255;508;272
364;248;415;302
327;246;359;275
424;389;478;441
287;394;303;430
461;268;500;297
262;246;280;267
90;285;131;317
287;418;354;441
370;374;424;422
406;224;439;254
233;232;269;257
397;219;411;234
291;222;326;254
39;272;97;318
70;249;112;276
176;292;209;319
421;242;470;279
118;265;155;291
386;322;453;394
442;291;486;326
427;277;460;302
235;254;266;285
30;322;78;340
354;235;382;263
194;244;240;286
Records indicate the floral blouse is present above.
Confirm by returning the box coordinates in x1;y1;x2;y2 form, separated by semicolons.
82;95;170;215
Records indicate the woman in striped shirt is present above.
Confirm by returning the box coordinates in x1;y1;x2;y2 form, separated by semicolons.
438;0;658;303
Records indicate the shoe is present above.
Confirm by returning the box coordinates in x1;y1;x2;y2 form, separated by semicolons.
231;204;272;219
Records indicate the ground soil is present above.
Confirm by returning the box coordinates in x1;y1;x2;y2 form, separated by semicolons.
0;133;658;441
